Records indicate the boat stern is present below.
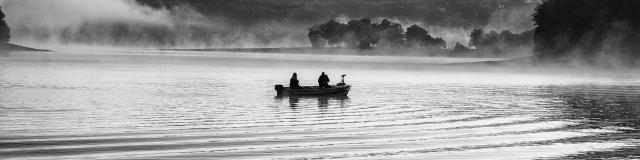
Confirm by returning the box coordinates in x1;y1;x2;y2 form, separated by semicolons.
275;85;285;95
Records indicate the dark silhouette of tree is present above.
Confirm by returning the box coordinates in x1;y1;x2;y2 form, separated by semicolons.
496;30;534;47
341;20;359;48
481;31;499;49
533;0;640;64
351;18;378;49
376;19;404;48
341;18;378;49
405;25;429;48
0;6;10;43
426;37;447;49
319;20;346;47
308;25;325;48
469;28;483;47
405;25;446;48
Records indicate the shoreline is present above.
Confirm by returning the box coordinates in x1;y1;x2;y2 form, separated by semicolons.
159;47;510;58
0;43;50;52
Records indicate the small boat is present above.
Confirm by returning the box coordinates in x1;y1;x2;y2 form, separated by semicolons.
275;84;351;96
276;74;351;96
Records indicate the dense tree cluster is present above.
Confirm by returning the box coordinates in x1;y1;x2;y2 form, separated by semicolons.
533;0;640;64
468;29;533;53
308;19;445;49
0;6;10;43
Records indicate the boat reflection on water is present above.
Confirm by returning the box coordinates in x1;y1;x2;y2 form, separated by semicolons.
275;95;350;109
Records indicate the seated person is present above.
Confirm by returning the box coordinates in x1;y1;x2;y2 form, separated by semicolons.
290;73;302;89
318;72;331;88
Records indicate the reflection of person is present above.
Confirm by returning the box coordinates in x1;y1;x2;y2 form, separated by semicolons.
318;72;330;88
290;73;302;89
318;96;329;109
289;96;300;109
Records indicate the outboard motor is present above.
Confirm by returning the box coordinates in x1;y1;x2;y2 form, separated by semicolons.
337;74;347;86
274;85;284;95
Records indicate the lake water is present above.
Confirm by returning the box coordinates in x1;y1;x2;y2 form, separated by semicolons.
1;50;640;159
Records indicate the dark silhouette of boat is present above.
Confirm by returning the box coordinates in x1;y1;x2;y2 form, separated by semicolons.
276;74;351;96
275;84;351;96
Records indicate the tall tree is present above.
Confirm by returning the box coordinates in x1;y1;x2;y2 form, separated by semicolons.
357;18;378;49
405;25;430;48
405;25;444;48
468;28;483;48
377;19;404;48
0;6;10;43
308;25;325;48
319;20;346;47
344;20;363;48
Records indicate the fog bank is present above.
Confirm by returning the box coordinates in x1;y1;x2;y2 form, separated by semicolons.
1;0;308;49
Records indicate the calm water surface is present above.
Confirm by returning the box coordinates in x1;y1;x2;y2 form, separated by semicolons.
1;50;640;159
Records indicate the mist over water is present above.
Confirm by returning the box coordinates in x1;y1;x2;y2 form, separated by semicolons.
2;0;170;47
1;51;640;159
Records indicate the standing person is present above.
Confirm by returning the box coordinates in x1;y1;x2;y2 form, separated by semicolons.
318;72;330;88
290;73;302;89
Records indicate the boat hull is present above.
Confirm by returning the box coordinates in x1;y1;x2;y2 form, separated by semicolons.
275;85;351;96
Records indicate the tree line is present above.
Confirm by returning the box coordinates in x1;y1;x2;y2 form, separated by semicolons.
0;6;10;43
308;18;535;55
308;18;446;49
